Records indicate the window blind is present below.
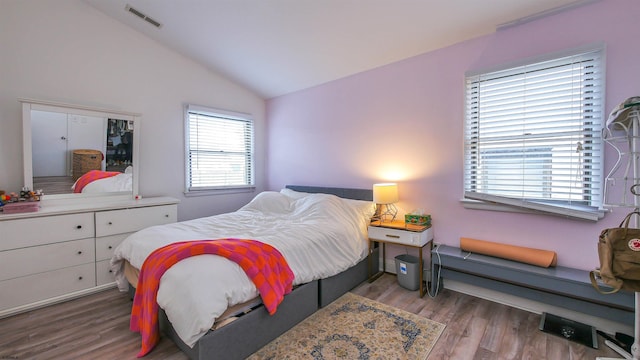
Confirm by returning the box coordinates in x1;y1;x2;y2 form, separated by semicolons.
463;46;605;220
185;105;254;191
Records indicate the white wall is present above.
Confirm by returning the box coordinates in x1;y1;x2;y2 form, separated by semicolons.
0;0;266;220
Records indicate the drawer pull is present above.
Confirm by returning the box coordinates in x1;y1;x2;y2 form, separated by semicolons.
77;251;82;255
108;245;113;250
76;225;82;229
385;234;401;239
109;270;113;273
78;276;83;280
165;214;169;218
108;221;113;225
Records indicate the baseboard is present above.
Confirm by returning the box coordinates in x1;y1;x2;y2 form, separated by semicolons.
0;283;117;319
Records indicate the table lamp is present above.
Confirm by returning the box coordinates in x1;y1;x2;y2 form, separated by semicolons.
373;183;398;223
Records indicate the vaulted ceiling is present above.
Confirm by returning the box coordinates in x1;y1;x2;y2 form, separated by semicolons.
84;0;595;99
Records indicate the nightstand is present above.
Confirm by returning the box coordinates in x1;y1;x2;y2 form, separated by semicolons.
367;220;433;297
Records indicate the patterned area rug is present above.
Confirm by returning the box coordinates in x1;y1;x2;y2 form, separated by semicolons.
247;292;445;360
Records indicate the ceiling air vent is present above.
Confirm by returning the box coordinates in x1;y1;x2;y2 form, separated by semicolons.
125;4;162;28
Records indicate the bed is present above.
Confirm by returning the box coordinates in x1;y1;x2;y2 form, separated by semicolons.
110;185;378;359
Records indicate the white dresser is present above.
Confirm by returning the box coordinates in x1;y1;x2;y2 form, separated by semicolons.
0;196;178;318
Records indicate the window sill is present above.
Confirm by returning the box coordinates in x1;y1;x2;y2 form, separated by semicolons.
184;186;256;197
460;198;606;222
461;198;537;214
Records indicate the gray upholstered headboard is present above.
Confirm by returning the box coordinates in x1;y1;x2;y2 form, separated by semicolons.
285;185;373;201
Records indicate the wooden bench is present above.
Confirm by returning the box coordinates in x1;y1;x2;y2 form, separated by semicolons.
431;245;634;326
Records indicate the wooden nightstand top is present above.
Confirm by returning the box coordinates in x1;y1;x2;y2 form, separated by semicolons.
369;220;430;232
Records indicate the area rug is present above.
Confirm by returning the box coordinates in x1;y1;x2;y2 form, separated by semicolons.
247;292;445;359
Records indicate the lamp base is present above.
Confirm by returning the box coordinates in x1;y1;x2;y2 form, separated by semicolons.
373;203;397;223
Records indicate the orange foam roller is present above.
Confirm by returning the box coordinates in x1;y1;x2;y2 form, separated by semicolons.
460;237;557;268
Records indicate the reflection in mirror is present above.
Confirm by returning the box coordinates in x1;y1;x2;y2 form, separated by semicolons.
106;119;134;172
22;99;140;200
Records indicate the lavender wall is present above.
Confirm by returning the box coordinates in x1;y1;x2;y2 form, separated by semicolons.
266;1;640;270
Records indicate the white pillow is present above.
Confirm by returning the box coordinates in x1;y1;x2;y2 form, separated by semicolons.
340;197;377;220
280;188;310;200
281;188;375;218
241;191;292;213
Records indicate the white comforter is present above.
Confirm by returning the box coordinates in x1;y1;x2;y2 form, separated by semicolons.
79;172;132;193
111;191;375;347
72;166;133;193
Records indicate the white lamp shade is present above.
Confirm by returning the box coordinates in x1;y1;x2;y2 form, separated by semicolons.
373;183;398;204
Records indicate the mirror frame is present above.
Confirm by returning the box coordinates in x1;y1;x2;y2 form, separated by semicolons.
21;98;140;202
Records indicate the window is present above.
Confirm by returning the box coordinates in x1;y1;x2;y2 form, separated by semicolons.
463;45;605;221
185;104;254;193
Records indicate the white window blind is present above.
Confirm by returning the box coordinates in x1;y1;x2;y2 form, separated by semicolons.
185;105;254;192
463;46;605;220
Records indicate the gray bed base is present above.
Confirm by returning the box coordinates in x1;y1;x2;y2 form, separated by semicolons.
153;185;377;359
160;280;319;360
160;252;378;360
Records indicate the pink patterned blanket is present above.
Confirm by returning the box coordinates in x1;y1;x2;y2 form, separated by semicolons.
73;170;120;193
129;239;295;357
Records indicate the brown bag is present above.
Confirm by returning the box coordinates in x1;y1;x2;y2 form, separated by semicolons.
590;211;640;294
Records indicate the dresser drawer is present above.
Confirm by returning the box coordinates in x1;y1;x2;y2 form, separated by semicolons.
95;233;129;261
0;238;94;281
96;259;117;286
95;205;177;237
0;213;94;251
0;263;95;311
368;226;433;247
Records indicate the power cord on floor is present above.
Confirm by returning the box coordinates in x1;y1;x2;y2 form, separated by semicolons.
597;330;632;354
426;243;442;298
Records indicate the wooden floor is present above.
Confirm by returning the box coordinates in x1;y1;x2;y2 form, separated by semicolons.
33;176;75;195
0;274;624;359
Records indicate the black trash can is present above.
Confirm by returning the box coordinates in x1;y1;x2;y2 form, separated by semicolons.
395;254;420;291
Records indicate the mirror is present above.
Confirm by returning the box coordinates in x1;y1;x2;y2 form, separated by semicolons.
21;99;140;200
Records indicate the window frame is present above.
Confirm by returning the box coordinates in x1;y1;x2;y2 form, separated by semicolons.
184;104;255;196
461;44;606;221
